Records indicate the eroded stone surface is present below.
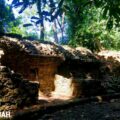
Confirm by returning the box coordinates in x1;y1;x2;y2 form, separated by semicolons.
0;66;39;111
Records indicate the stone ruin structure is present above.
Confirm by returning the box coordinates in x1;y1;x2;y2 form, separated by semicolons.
0;34;106;101
0;49;39;111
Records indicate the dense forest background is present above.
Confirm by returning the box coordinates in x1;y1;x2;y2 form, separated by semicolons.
0;0;120;51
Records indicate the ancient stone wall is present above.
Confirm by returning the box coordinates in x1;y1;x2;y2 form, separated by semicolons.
0;35;106;99
0;36;64;96
29;56;62;96
0;66;39;111
53;59;105;98
1;53;62;96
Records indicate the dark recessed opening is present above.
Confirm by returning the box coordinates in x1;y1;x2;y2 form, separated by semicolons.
30;68;38;76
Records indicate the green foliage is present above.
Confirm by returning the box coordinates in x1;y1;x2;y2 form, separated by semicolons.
6;17;25;35
24;32;39;40
1;0;120;48
67;4;120;51
94;0;120;29
0;0;25;35
0;0;14;32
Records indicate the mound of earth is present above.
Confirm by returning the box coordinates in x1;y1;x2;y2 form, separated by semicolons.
98;50;120;62
0;35;97;61
97;50;120;76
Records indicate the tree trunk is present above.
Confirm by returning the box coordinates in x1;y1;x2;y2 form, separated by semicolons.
57;12;65;43
40;20;44;41
61;12;65;42
37;0;44;41
53;20;59;43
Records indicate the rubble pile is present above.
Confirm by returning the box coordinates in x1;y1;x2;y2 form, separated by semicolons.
0;66;39;111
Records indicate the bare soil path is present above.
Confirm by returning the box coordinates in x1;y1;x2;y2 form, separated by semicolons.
39;99;120;120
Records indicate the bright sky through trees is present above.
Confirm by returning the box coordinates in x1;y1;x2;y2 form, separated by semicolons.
2;0;120;50
5;0;62;42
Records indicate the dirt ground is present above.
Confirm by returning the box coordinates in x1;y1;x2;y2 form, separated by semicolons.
38;99;120;120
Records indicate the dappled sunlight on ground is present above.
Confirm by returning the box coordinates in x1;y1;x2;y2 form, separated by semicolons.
51;75;74;99
38;75;74;101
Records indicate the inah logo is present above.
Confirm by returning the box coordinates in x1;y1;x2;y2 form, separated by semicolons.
0;111;11;118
